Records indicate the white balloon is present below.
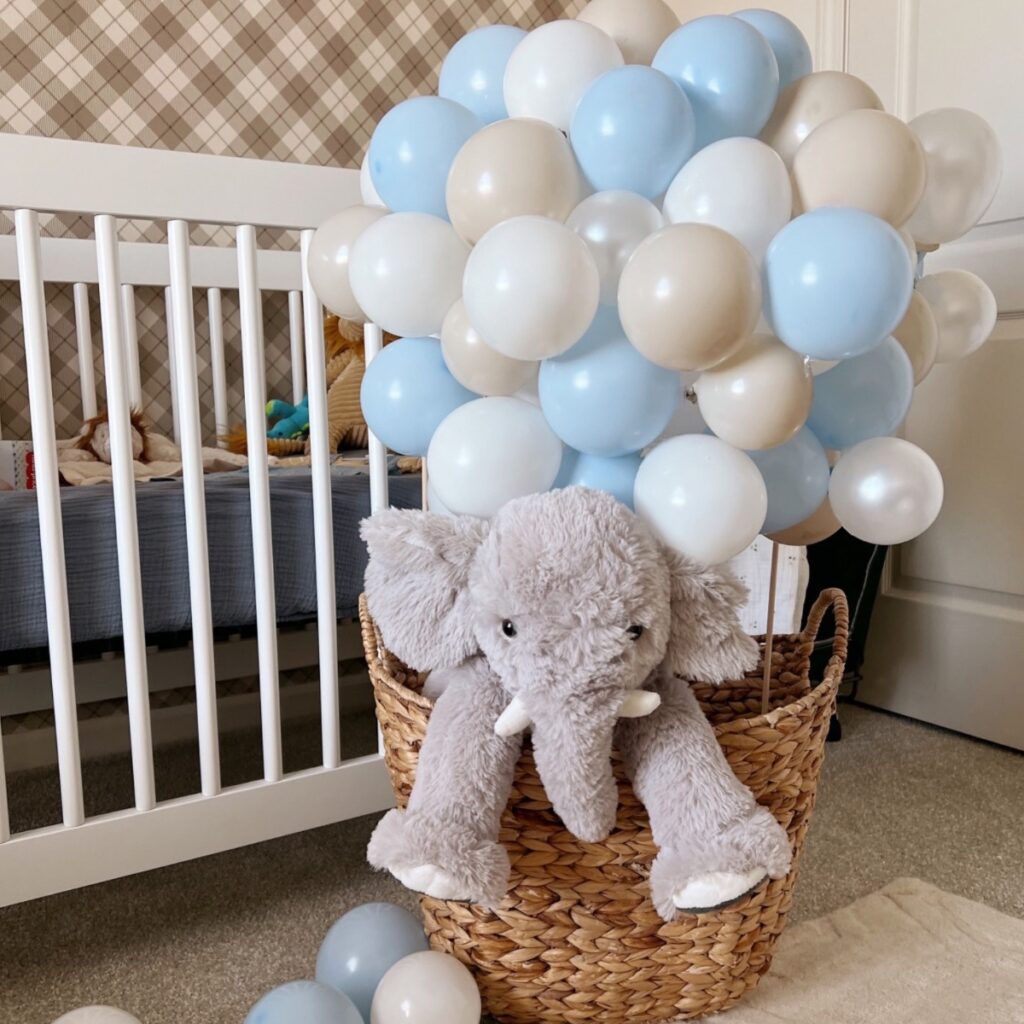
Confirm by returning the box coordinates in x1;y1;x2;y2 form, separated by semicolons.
371;951;480;1024
52;1009;142;1024
350;213;469;337
662;138;792;263
905;108;1002;246
576;0;678;64
503;20;623;131
634;434;767;565
306;205;387;320
829;437;943;545
360;151;386;208
427;397;563;518
654;371;705;441
463;215;600;361
917;270;997;363
567;191;664;304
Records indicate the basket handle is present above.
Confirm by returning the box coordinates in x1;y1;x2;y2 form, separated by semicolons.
802;588;850;665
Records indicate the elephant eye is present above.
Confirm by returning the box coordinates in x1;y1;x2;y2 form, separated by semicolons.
501;619;517;638
627;624;644;641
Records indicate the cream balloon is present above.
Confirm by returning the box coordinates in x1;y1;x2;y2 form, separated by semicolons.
306;204;387;320
462;215;600;361
917;270;997;364
767;494;842;546
792;109;927;227
503;20;623;131
52;1010;142;1024
694;335;812;450
349;213;468;337
905;108;1003;246
370;951;481;1024
446;118;581;245
440;299;538;396
896;226;919;270
427;396;563;518
634;434;767;565
760;71;883;168
829;437;943;545
360;150;386;207
566;191;664;304
662;137;792;263
618;223;761;371
892;291;939;383
576;0;678;64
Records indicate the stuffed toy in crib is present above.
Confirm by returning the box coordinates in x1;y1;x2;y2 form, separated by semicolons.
361;486;791;920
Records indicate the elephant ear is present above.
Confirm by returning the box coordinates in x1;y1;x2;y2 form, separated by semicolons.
361;509;488;671
663;549;760;684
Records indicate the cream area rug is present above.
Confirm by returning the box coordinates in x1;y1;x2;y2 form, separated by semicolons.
723;878;1024;1023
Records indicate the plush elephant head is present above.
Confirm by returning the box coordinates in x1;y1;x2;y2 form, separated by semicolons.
362;486;757;841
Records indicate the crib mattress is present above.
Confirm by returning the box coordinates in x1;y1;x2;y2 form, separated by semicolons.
0;468;421;656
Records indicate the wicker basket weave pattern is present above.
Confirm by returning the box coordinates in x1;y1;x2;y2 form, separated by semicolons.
360;588;848;1024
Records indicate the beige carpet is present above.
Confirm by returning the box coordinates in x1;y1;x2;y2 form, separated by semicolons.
725;877;1024;1023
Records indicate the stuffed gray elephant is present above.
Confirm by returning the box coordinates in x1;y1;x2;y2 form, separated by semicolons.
361;486;791;921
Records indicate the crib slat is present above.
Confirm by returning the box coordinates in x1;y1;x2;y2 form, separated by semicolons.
288;289;305;405
207;288;229;443
364;322;390;515
164;285;181;445
300;229;340;769
237;225;283;783
72;282;98;421
95;215;156;813
120;284;143;408
14;209;85;828
0;726;9;843
167;219;221;797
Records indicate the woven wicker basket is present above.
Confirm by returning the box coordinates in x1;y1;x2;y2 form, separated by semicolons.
360;588;848;1024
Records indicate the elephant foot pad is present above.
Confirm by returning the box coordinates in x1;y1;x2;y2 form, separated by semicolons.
674;868;767;914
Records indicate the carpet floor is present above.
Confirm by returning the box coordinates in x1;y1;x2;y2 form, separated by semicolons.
0;703;1021;1024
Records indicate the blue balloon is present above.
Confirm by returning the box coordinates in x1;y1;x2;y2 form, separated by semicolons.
746;427;830;534
763;208;915;360
652;15;779;149
807;338;914;450
570;66;696;199
555;449;643;509
369;96;482;218
439;25;526;124
733;9;812;89
245;981;361;1024
539;307;679;457
360;337;475;456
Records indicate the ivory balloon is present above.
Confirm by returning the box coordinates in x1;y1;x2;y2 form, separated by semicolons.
634;434;767;565
306;205;387;320
370;951;480;1024
440;299;538;396
829;437;943;545
618;223;760;371
462;215;600;361
576;0;678;64
662;137;792;263
349;213;469;337
905;108;1003;247
892;291;939;383
767;493;842;546
760;71;883;168
917;269;997;364
446;118;581;244
52;1010;142;1024
566;191;664;304
360;151;386;207
427;397;563;518
503;20;623;131
694;334;812;450
792;110;927;227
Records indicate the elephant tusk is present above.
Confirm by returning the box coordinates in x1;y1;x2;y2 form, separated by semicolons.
619;690;661;718
495;696;532;737
495;690;661;737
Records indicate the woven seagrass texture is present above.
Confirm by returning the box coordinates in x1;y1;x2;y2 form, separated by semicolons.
360;588;848;1024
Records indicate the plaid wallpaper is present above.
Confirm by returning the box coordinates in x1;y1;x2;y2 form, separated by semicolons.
0;0;583;441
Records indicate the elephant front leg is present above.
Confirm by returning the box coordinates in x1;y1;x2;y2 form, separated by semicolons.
367;658;522;908
617;674;792;920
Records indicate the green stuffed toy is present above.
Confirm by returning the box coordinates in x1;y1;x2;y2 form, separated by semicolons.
266;396;309;440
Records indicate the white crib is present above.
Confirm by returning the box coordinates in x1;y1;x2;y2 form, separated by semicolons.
0;134;396;906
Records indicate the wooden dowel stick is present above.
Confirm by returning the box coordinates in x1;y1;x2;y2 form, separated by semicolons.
761;540;780;715
421;457;429;511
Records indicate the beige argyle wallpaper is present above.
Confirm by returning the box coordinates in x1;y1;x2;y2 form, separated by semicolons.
0;0;583;441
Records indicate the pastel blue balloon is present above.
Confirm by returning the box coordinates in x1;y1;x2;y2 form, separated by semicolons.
245;981;361;1024
555;449;642;509
733;9;812;89
764;208;915;360
747;427;830;535
360;337;475;456
439;25;526;124
368;96;482;218
570;66;696;200
539;307;679;457
652;15;779;149
316;902;428;1021
807;338;914;450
